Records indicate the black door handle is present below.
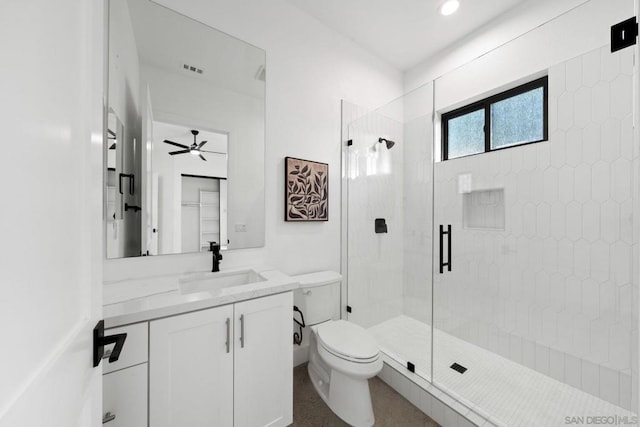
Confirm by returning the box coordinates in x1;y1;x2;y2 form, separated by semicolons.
439;224;452;274
93;320;127;367
118;173;135;195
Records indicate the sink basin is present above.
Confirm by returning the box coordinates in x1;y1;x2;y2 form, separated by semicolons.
179;269;266;295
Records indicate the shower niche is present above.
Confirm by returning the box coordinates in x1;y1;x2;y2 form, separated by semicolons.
462;188;505;230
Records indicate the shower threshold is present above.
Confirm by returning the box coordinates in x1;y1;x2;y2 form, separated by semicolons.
368;315;635;426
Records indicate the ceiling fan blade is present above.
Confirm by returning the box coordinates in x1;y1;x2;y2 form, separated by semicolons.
199;154;207;161
200;150;226;155
164;139;189;149
169;149;190;155
198;140;208;149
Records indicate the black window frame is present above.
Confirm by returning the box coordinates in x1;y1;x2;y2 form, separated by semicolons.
441;76;548;161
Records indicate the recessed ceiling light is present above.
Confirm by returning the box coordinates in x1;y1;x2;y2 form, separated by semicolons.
439;0;460;16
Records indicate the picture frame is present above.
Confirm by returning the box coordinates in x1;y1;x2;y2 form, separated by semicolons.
284;157;328;221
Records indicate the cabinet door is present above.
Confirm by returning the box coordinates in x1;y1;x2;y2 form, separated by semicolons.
150;305;234;427
234;292;293;427
103;363;148;427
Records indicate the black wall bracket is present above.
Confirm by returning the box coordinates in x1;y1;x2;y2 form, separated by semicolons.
293;305;306;345
124;203;141;213
611;17;638;52
93;320;127;368
407;361;415;373
118;173;135;195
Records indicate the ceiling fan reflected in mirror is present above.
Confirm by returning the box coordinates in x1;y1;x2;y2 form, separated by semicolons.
163;129;225;161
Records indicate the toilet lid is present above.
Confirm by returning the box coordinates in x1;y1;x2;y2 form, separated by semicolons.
316;320;379;361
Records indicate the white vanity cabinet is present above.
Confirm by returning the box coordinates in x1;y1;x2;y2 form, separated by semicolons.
102;323;148;427
149;291;293;427
150;303;235;427
233;293;293;427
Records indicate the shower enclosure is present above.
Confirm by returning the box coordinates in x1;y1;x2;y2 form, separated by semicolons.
342;0;639;424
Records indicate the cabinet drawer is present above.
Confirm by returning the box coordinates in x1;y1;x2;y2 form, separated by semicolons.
104;322;148;373
103;363;147;427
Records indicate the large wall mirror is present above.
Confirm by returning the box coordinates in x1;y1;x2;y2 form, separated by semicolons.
105;0;265;258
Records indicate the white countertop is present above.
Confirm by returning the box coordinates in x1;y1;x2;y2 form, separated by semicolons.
103;266;300;328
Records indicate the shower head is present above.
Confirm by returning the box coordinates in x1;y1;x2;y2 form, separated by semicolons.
378;137;395;149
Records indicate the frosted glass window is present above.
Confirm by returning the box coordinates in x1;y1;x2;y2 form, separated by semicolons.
491;87;544;149
442;76;547;161
446;109;485;159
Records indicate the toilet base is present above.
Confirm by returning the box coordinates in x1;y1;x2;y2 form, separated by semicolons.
308;335;376;426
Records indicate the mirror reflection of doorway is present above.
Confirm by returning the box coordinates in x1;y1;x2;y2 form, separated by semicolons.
180;175;228;253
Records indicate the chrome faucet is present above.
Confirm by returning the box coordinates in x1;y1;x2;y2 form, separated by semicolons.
209;242;223;272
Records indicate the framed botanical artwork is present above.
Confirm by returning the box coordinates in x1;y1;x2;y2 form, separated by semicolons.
285;157;328;221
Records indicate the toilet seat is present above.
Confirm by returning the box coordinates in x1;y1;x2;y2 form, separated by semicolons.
316;320;380;364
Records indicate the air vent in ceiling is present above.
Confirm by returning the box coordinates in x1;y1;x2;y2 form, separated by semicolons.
183;63;203;75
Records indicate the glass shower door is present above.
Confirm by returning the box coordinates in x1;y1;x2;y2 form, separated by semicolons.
431;3;638;424
342;83;435;381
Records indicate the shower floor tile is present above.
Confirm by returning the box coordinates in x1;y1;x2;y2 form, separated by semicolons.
369;315;635;426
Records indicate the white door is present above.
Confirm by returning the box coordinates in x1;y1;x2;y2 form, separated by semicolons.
234;293;293;427
0;0;104;425
149;305;234;427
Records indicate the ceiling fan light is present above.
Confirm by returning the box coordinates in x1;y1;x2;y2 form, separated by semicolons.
439;0;460;16
190;149;200;156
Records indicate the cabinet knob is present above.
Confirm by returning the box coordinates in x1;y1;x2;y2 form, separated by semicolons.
102;411;116;424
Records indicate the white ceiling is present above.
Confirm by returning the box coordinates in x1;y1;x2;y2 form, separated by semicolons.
286;0;549;70
127;0;265;99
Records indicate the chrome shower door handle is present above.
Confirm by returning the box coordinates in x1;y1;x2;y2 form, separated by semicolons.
239;314;245;348
225;318;230;353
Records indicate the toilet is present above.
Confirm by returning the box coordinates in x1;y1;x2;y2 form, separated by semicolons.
293;271;383;427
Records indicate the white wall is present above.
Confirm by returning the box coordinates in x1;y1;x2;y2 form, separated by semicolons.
431;0;633;113
405;0;603;92
0;0;104;424
103;0;403;281
634;0;640;416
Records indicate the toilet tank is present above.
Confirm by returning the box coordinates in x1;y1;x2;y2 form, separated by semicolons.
292;271;342;325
